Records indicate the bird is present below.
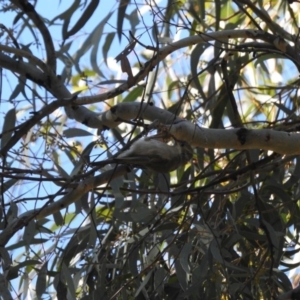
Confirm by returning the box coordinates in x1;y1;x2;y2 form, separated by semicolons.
92;137;193;173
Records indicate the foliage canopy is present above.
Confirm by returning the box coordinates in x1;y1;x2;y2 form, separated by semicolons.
1;0;300;299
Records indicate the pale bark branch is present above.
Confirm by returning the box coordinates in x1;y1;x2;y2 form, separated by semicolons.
1;28;299;157
96;102;300;155
1;29;298;150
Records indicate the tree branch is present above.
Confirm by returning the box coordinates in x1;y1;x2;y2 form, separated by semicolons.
2;28;298;142
95;102;300;155
72;29;297;107
0;44;54;74
64;29;299;128
11;0;56;73
0;51;47;86
277;284;300;300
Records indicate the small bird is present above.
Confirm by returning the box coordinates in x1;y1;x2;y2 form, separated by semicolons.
92;137;193;173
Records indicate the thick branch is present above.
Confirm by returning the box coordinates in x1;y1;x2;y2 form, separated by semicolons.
2;29;297;136
0;52;107;152
176;124;300;155
96;102;300;155
0;44;53;74
0;52;47;86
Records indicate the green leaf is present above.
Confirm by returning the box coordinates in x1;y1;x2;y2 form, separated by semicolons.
63;128;93;137
122;86;144;102
190;43;208;98
23;220;36;246
53;211;64;226
180;242;192;274
102;32;115;64
36;261;48;299
126;9;140;34
62;263;76;299
117;0;130;41
64;0;100;39
90;12;114;77
1;108;16;150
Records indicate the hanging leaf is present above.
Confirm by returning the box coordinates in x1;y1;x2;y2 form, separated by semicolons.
63;128;93;137
36;261;48;299
102;32;115;64
1;108;16;151
117;0;131;41
64;0;100;39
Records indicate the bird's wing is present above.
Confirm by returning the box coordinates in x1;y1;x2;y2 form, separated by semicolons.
115;154;169;165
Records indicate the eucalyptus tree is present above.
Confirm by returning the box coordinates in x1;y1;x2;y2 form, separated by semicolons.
0;0;300;299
